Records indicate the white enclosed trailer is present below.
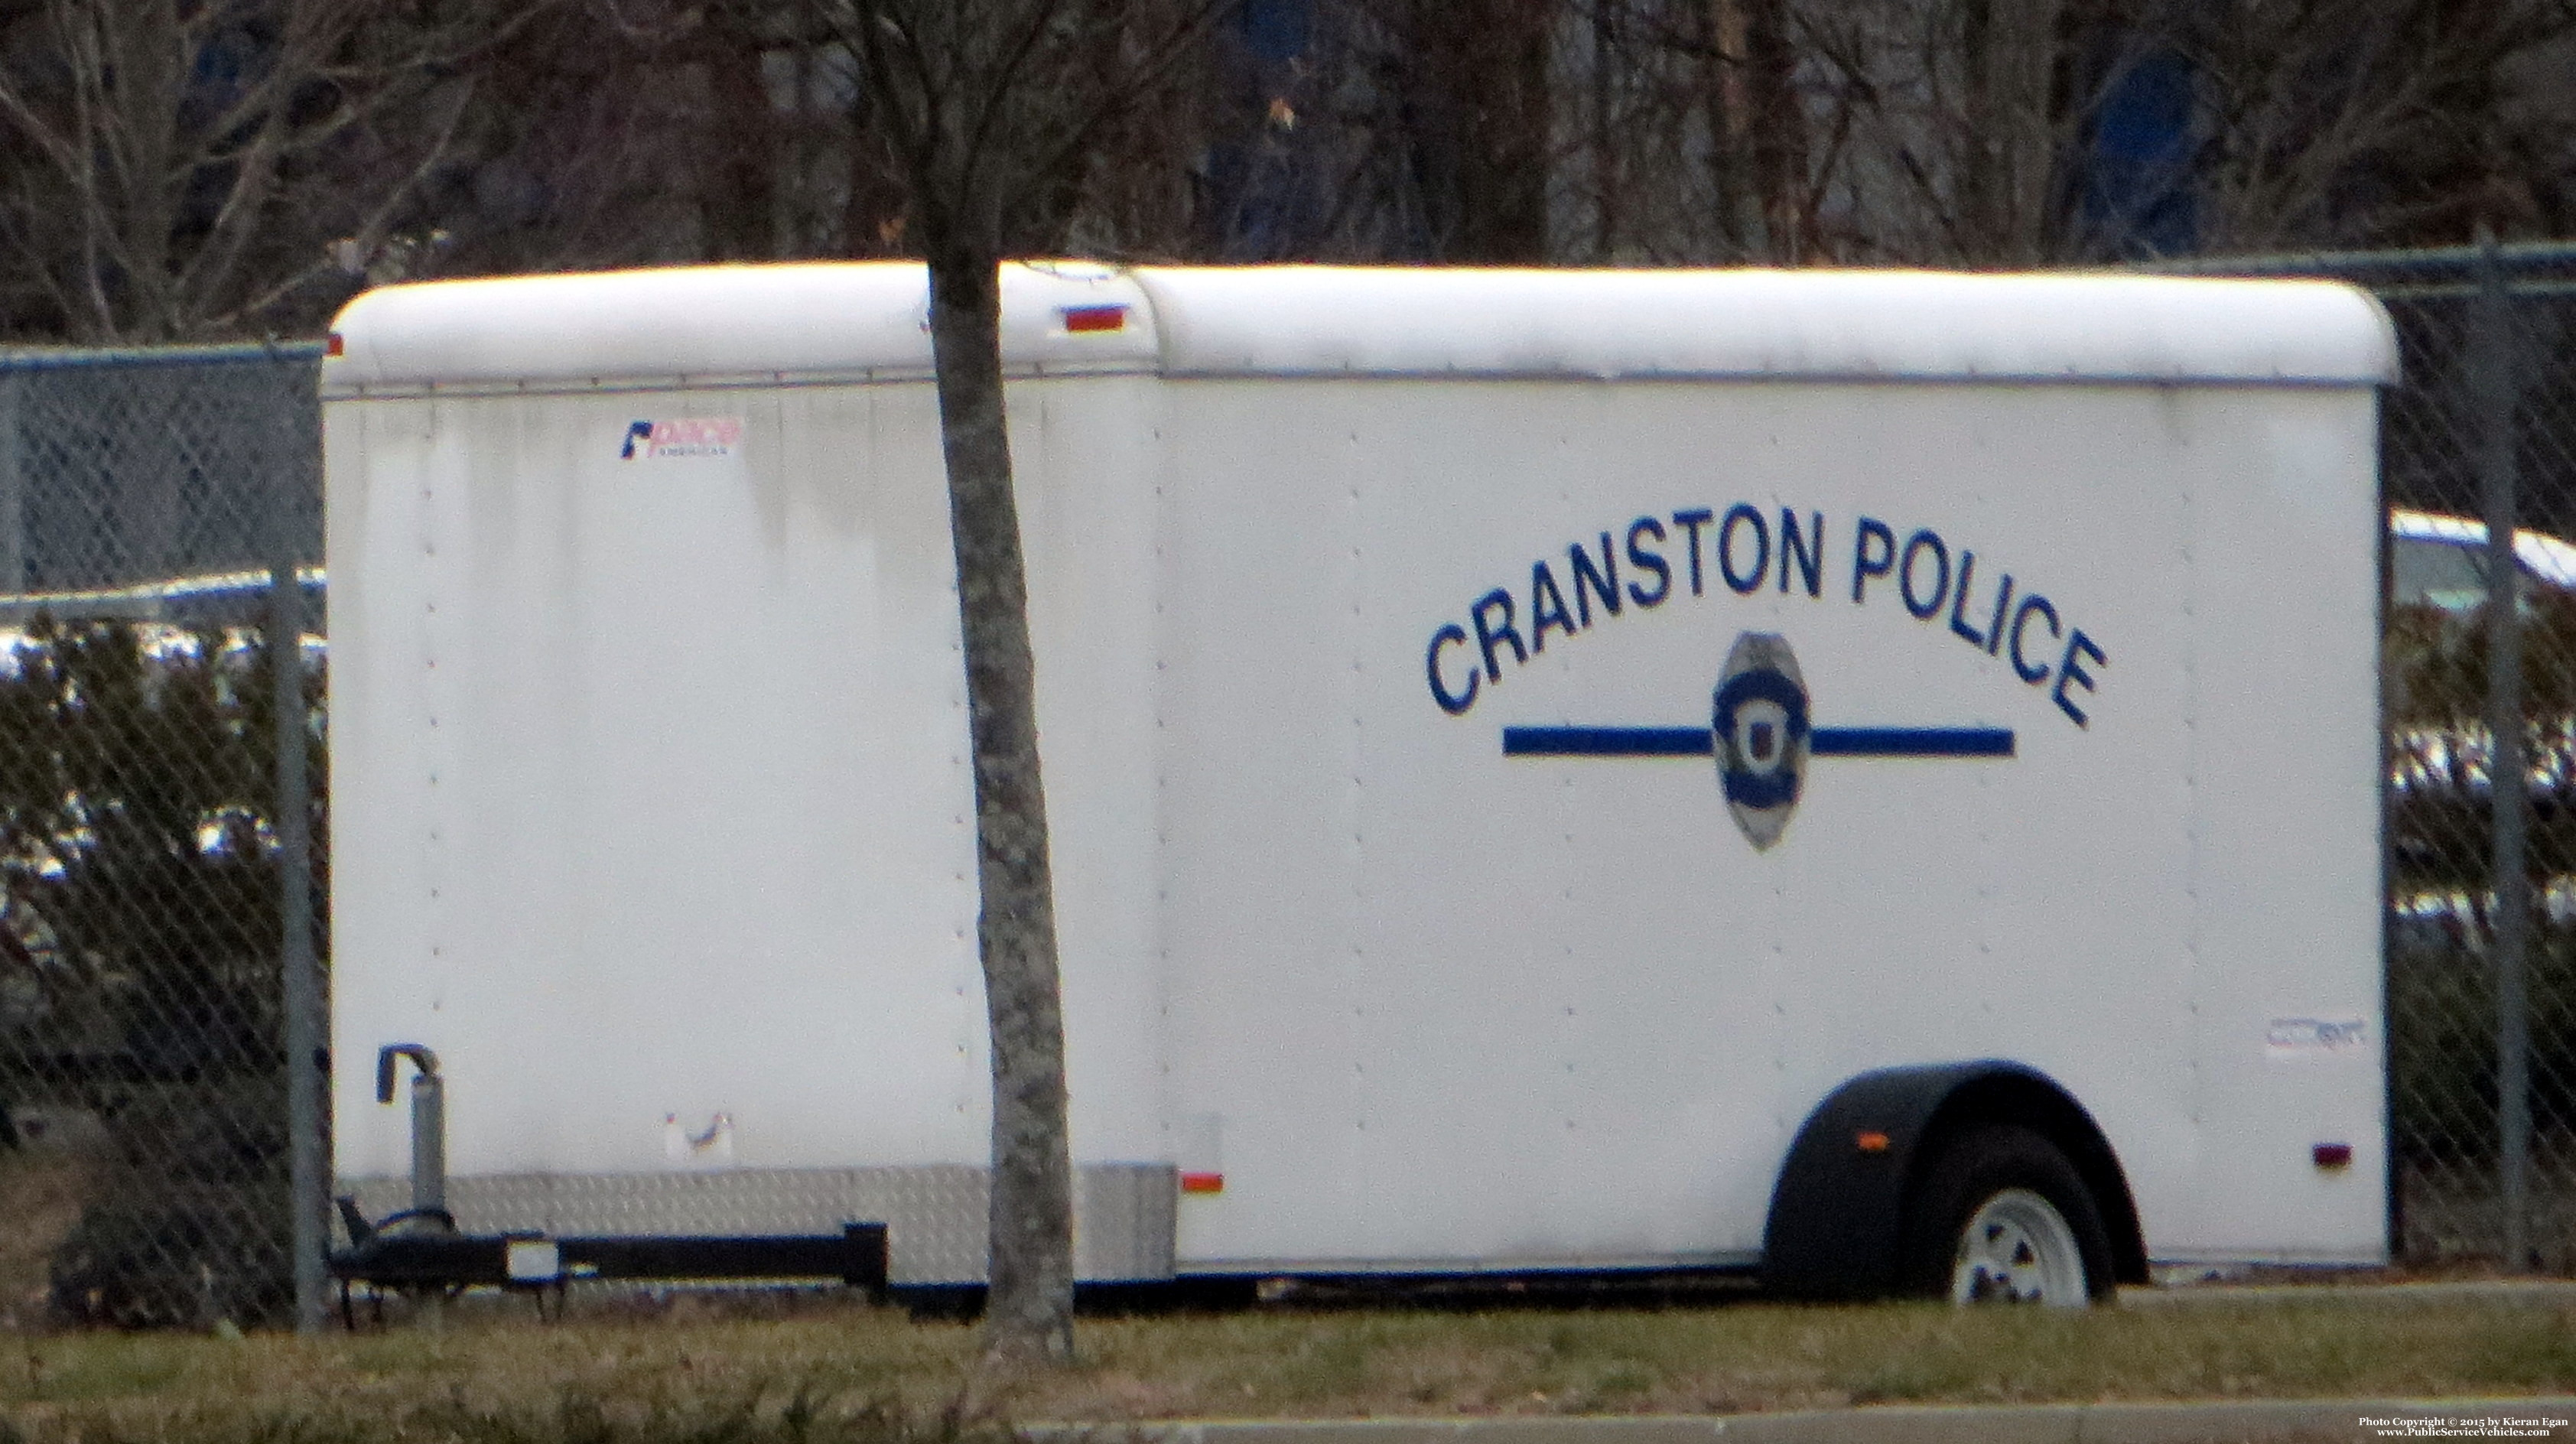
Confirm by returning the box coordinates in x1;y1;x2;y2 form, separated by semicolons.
323;262;2395;1303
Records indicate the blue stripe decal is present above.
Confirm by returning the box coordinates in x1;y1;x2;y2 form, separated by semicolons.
1813;727;2015;757
1502;727;1712;756
1499;726;2015;758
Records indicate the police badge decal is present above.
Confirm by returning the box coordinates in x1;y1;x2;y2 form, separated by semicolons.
1493;626;2015;853
1712;633;1811;850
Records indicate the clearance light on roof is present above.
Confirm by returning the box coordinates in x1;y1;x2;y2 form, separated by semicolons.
1062;304;1127;334
1179;1171;1224;1194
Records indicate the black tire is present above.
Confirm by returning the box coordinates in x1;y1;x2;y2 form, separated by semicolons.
1900;1124;2115;1306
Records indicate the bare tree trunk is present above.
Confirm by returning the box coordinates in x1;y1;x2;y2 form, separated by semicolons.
1409;0;1553;262
122;3;182;334
924;247;1076;1368
1743;0;1809;262
1956;0;1996;254
1953;0;2064;265
1592;0;1618;259
1709;0;1756;255
704;11;783;261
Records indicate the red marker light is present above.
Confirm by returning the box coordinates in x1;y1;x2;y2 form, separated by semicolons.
1855;1130;1891;1154
1063;305;1127;334
326;332;345;357
1179;1171;1224;1194
2313;1143;2353;1170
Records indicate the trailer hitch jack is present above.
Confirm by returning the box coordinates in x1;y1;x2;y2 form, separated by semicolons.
375;1043;447;1219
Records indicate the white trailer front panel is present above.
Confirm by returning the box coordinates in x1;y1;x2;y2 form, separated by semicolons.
327;266;1182;1277
325;264;2393;1284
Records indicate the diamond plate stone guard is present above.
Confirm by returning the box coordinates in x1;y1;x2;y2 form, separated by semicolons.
340;1164;1177;1285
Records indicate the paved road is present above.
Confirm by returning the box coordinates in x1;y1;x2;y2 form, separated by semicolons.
1037;1400;2576;1443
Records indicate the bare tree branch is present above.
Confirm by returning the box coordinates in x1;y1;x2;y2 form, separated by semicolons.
0;0;564;339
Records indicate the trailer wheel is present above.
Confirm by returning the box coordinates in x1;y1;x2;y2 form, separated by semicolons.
1903;1125;2112;1307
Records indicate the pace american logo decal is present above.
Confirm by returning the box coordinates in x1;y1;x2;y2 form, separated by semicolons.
620;417;743;460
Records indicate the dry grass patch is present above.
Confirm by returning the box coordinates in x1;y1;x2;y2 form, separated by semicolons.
5;1291;2576;1439
0;1149;90;1332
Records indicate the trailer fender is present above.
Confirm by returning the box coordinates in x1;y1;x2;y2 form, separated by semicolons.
1760;1061;2145;1299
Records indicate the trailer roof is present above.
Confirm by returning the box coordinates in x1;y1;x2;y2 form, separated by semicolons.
324;262;2397;392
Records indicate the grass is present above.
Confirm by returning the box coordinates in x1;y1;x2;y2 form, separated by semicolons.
0;1150;87;1333
5;1289;2576;1440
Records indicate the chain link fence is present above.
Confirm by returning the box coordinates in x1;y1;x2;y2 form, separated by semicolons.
1;255;2574;1333
0;346;325;1332
2373;242;2576;1273
2164;239;2576;1273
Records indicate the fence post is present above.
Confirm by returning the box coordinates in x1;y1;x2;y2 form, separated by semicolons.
2475;226;2533;1273
270;369;327;1334
0;368;21;592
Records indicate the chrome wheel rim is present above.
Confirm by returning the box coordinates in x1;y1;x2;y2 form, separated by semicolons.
1949;1188;2087;1307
